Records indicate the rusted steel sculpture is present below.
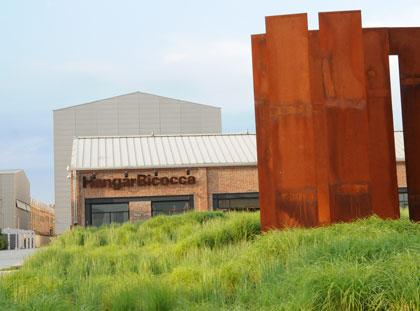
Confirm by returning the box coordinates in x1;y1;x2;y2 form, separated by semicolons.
252;10;420;230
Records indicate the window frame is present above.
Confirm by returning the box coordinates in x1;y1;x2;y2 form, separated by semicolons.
213;192;259;212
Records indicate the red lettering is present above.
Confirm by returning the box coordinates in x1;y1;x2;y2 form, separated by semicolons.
151;177;160;186
82;176;91;188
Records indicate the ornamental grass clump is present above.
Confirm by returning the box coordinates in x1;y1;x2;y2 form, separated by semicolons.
0;211;418;310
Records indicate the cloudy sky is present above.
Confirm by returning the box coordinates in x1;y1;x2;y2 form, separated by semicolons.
1;0;419;203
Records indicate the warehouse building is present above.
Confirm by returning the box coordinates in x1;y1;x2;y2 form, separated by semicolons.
69;133;258;227
54;92;222;233
68;132;409;228
0;170;54;249
0;170;31;230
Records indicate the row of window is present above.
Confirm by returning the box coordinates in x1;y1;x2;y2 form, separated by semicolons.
87;193;259;227
87;189;409;227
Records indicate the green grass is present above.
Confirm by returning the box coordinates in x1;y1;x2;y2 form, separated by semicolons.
0;211;418;310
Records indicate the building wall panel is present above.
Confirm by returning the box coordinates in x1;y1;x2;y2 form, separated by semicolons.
54;92;221;233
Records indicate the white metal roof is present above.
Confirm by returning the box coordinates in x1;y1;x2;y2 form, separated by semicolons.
71;132;406;171
0;169;23;175
394;131;405;161
54;91;221;111
71;133;257;170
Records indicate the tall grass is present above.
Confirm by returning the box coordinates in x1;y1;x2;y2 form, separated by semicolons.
0;211;418;310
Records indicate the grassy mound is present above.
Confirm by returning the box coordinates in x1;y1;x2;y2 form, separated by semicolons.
0;212;418;310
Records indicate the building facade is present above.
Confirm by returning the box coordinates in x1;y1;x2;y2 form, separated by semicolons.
69;132;410;228
30;199;55;236
0;170;31;230
69;134;258;227
54;92;222;233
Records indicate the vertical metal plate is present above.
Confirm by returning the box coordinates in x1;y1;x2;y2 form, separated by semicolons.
264;14;318;227
389;28;420;222
318;11;373;222
309;30;331;225
251;34;278;231
363;28;399;219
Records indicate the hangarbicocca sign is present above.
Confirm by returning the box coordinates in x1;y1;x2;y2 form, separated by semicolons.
82;174;196;190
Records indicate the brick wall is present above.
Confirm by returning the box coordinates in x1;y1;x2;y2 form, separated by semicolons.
72;166;259;226
129;201;151;222
396;162;407;188
207;166;259;210
31;200;55;236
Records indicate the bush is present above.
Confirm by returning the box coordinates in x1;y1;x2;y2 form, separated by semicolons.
0;230;7;250
0;212;418;310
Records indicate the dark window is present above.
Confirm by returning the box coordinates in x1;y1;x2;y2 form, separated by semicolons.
91;203;129;227
152;200;193;216
398;187;408;208
213;193;259;212
85;195;194;226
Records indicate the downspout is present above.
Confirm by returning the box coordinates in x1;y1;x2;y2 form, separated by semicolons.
72;170;78;226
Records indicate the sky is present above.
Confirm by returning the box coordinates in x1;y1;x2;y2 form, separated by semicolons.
1;0;419;203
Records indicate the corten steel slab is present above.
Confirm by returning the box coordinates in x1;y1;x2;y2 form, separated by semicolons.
389;28;420;222
252;10;420;229
363;28;399;219
318;11;373;222
308;30;331;225
251;34;279;230
263;13;318;228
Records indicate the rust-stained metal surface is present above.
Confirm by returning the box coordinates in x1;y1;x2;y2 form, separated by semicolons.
318;11;373;222
363;28;399;219
389;28;420;222
252;10;419;229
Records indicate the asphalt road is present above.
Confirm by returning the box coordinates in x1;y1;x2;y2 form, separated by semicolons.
0;249;37;270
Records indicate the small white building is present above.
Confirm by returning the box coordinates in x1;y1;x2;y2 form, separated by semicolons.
0;170;31;230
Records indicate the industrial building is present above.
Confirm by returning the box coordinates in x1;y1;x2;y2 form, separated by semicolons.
0;170;31;230
0;170;55;249
69;133;258;227
68;132;408;228
54;92;222;233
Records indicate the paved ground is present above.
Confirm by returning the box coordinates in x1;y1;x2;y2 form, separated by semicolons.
0;249;37;270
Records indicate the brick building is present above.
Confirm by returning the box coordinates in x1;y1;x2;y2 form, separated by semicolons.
69;134;258;227
69;132;408;228
30;199;55;236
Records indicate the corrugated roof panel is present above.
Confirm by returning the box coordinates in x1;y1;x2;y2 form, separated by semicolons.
155;137;167;166
147;137;160;167
213;136;227;163
70;132;406;171
105;138;114;168
91;138;98;168
119;137;129;167
206;135;224;163
162;136;175;165
175;136;190;165
133;138;144;167
113;137;122;168
70;134;257;170
168;137;182;165
239;134;255;162
183;136;198;164
76;139;84;168
141;138;152;166
126;137;137;167
98;138;106;168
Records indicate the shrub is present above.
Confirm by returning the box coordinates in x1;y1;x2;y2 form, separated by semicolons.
0;212;418;310
0;230;7;250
